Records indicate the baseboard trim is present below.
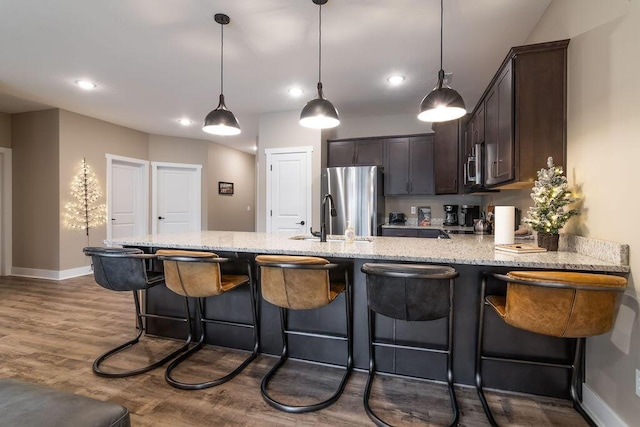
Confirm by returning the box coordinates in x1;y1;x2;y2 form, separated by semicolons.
11;266;92;281
583;384;628;427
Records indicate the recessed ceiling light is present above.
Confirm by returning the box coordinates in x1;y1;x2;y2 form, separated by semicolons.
178;118;192;126
288;87;304;97
75;80;97;90
387;75;405;85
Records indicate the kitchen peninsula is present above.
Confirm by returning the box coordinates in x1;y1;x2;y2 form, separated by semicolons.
106;231;629;399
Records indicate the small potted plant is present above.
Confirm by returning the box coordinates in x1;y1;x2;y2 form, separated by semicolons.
523;157;579;251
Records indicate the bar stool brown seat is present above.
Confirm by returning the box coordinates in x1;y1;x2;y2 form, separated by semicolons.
156;249;259;390
83;247;192;378
476;271;627;426
361;262;460;427
256;254;352;413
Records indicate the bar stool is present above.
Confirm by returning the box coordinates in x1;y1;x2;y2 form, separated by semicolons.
361;263;460;427
255;255;352;413
83;247;192;378
476;271;627;426
156;249;259;390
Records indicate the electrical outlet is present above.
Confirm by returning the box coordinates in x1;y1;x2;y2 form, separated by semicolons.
411;206;417;214
636;369;640;398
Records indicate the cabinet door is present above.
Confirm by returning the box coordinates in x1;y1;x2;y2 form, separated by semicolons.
472;103;485;145
381;228;418;237
434;121;459;194
409;136;435;195
485;62;514;186
384;138;410;195
354;139;383;166
327;140;355;167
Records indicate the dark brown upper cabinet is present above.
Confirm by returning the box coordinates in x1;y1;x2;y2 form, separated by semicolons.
474;39;569;189
327;138;384;167
384;135;435;195
433;120;460;194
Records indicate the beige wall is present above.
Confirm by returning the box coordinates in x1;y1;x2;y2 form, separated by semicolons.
0;113;10;148
256;110;322;232
12;109;60;270
501;1;638;424
59;110;148;271
332;112;433;140
207;142;255;231
148;134;209;230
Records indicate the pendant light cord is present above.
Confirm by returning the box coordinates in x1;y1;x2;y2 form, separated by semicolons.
438;0;444;88
220;22;224;95
318;2;322;84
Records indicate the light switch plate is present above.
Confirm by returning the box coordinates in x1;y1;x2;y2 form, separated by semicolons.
636;369;640;397
411;206;417;214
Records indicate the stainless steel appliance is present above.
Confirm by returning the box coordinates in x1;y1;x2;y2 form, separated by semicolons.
322;166;385;236
389;212;406;225
443;205;458;226
460;205;480;227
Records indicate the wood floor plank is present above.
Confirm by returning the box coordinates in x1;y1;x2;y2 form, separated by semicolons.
0;275;587;426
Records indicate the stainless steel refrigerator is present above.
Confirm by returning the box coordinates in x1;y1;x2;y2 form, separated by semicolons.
321;166;385;236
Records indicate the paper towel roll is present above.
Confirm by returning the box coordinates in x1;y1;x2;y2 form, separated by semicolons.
494;206;515;245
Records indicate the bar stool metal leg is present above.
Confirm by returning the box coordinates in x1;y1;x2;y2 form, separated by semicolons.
260;269;353;413
93;289;193;378
165;269;260;390
475;274;498;427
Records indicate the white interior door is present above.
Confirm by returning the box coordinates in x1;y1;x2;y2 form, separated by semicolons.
106;155;149;240
266;147;312;234
0;147;12;276
152;162;201;234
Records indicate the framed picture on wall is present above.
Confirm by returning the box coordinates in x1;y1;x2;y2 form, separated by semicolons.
418;206;431;226
218;181;234;195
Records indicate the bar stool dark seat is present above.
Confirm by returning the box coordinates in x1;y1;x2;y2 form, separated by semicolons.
361;262;460;427
476;271;627;426
83;247;192;378
255;255;352;413
156;249;259;390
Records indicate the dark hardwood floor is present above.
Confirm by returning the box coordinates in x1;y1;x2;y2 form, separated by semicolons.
0;275;587;426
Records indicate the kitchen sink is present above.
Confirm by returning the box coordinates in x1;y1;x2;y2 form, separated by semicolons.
289;235;373;243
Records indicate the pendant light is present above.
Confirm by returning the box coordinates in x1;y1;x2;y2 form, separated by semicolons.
300;0;340;129
203;13;241;136
418;0;466;123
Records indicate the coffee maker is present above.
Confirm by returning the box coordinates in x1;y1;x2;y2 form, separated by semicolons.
443;205;458;226
460;205;481;227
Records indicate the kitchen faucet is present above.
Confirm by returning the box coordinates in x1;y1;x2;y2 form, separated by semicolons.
310;194;336;242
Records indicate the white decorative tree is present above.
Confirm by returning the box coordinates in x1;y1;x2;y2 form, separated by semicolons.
64;158;106;236
523;157;578;235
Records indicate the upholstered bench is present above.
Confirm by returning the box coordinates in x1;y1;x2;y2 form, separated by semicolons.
0;378;130;427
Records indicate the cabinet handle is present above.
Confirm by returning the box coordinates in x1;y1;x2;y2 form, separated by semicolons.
453;178;457;189
491;161;497;178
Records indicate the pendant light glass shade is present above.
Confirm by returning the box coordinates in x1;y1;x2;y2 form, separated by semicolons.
300;0;340;129
418;0;466;123
203;13;241;136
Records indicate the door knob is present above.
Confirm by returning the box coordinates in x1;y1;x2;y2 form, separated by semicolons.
158;216;165;220
296;220;305;225
111;218;116;221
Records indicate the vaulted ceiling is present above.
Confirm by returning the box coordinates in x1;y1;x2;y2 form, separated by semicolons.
0;0;551;153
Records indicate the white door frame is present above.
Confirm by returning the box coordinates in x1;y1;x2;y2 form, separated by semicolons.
265;146;313;233
0;147;12;276
106;154;150;240
151;161;202;234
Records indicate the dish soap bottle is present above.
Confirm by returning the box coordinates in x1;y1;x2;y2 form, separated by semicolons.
345;221;355;244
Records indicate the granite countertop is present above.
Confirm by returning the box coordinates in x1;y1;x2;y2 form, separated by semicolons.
106;231;629;273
